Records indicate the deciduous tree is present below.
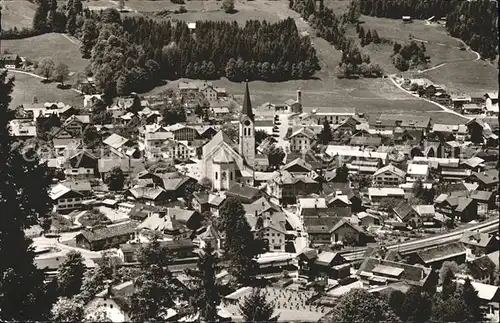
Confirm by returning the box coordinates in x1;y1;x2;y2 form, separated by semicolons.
53;62;70;86
107;166;125;191
37;57;56;80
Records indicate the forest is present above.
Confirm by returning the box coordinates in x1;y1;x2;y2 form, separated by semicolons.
357;0;498;60
25;0;320;96
290;0;383;79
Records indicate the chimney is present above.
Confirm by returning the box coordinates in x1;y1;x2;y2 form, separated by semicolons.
297;89;302;105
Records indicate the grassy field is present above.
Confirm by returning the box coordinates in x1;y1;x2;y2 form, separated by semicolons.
422;60;498;94
3;33;89;73
8;72;83;109
1;0;37;30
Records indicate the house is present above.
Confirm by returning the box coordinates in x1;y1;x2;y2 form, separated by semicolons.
118;240;195;263
461;157;485;172
467;254;498;284
136;210;193;241
470;190;496;213
84;281;134;322
307;107;356;125
267;170;320;204
405;242;466;269
402;15;412;23
75;222;138;251
356;212;380;227
62;115;90;137
357;258;436;289
246;211;287;252
1;54;21;68
393;201;422;228
288;127;316;154
164;123;199;142
208;194;226;217
470;169;499;191
406;163;429;182
193;224;222;250
330;218;368;245
50;183;85;213
413;205;436;226
103;133;135;156
9;119;37;139
451;196;478;222
373;164;406;187
64;150;98;178
460;231;499;261
126;185;168;206
484;92;499;116
451;94;472;108
373;114;431;132
296;249;350;279
368;187;405;203
192;191;210;213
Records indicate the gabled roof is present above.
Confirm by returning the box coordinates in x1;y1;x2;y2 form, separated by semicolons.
413;205;435;217
49;183;83;200
128;186;166;200
137;212;185;232
472;169;499;185
283;157;313;173
455;197;474;212
373;164;406;178
416;242;465;264
470;190;493;202
289;127;316;140
227;184;261;200
357;257;432;286
314;251;343;266
202;130;236;157
394;201;416;220
330;218;364;234
78;222;138;242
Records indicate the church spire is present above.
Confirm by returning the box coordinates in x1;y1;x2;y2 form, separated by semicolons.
242;81;254;121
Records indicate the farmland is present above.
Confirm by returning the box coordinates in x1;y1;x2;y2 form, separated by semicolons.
8;72;83;109
0;0;37;30
2;33;89;73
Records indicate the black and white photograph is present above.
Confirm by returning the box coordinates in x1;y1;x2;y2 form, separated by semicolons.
0;0;498;321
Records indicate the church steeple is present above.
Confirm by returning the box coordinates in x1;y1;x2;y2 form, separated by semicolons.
241;81;254;121
239;82;255;169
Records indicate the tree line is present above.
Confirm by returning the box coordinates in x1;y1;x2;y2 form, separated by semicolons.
84;11;320;97
356;0;498;59
391;40;429;71
289;0;383;79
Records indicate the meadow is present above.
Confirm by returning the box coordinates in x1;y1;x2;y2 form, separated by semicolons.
1;0;37;30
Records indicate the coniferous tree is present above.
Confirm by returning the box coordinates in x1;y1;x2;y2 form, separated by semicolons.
319;119;332;144
219;197;260;286
0;71;54;320
239;289;279;322
186;244;220;322
57;250;85;297
128;239;179;321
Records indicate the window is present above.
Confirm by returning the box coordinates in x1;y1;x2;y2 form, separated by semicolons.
230;172;233;180
215;172;218;180
271;233;275;237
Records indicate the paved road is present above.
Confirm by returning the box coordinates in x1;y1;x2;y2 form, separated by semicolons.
388;76;472;120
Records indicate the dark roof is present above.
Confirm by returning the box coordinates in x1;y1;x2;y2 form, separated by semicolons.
77;222;138;242
349;136;382;146
330;218;364;234
357;257;432;286
241;82;254;121
472;169;499;185
415;242;465;263
227;184;261;200
127;203;161;220
304;216;342;233
394;201;415;220
467;255;497;280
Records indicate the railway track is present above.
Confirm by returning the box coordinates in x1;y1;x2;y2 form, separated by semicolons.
343;217;499;262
